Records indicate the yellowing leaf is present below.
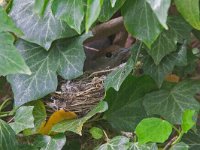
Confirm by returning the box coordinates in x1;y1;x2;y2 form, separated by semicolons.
165;74;180;83
38;109;77;135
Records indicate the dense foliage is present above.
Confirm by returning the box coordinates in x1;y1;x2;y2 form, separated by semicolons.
1;0;200;149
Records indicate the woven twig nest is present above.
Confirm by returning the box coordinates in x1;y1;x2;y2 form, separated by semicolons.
48;67;119;116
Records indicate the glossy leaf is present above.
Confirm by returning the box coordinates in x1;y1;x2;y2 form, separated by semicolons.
7;33;90;106
168;16;192;43
95;136;129;150
89;127;104;140
170;142;189;150
182;110;196;133
110;0;117;7
34;134;66;150
143;81;200;124
9;0;77;50
38;109;77;135
0;6;22;36
85;0;104;32
128;143;158;150
175;0;200;30
104;55;134;91
182;126;200;150
99;0;126;22
104;75;157;131
52;0;84;34
0;32;31;76
27;100;47;132
146;0;171;29
122;0;162;48
146;29;177;65
10;106;34;134
52;101;108;135
0;119;18;150
33;0;50;16
135;118;172;144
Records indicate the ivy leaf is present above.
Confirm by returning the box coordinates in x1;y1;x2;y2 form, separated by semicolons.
0;119;18;150
175;0;200;30
122;0;162;48
182;126;200;150
34;134;66;150
128;143;158;150
7;33;90;106
9;0;77;50
95;136;129;150
169;142;189;150
104;75;157;131
85;0;104;32
99;0;126;22
168;16;192;43
0;32;31;76
10;106;35;134
104;54;134;91
33;0;50;16
0;6;23;36
182;110;197;133
89;127;104;140
146;29;177;65
146;0;171;29
143;43;187;87
135;117;172;144
143;80;200;124
52;0;84;34
143;52;177;88
52;101;108;135
27;100;47;132
110;0;117;7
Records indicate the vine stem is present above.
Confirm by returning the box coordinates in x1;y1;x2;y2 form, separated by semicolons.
0;98;11;112
134;42;143;64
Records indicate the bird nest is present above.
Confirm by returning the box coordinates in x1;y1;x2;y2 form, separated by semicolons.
47;68;119;116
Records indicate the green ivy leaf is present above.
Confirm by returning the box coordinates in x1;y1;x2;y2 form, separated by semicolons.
110;0;117;7
0;32;31;76
9;0;77;50
128;143;158;150
0;6;23;36
104;54;134;91
170;142;189;150
52;0;84;34
99;0;126;22
27;100;47;132
122;0;162;48
168;16;192;43
135;117;172;144
182;126;200;150
182;110;197;133
104;75;157;131
10;106;35;134
175;0;200;30
89;127;104;140
52;101;108;135
0;119;18;150
95;136;129;150
85;0;104;32
7;33;90;106
146;29;177;65
143;80;200;124
33;0;50;16
143;43;187;87
146;0;171;29
34;134;66;150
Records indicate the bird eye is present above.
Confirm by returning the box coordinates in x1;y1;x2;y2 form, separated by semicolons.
105;52;112;58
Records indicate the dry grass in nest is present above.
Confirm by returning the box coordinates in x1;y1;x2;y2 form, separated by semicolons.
47;67;121;116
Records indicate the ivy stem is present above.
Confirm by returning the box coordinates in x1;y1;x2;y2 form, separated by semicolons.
103;130;110;142
0;98;11;112
172;131;184;145
134;42;143;64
